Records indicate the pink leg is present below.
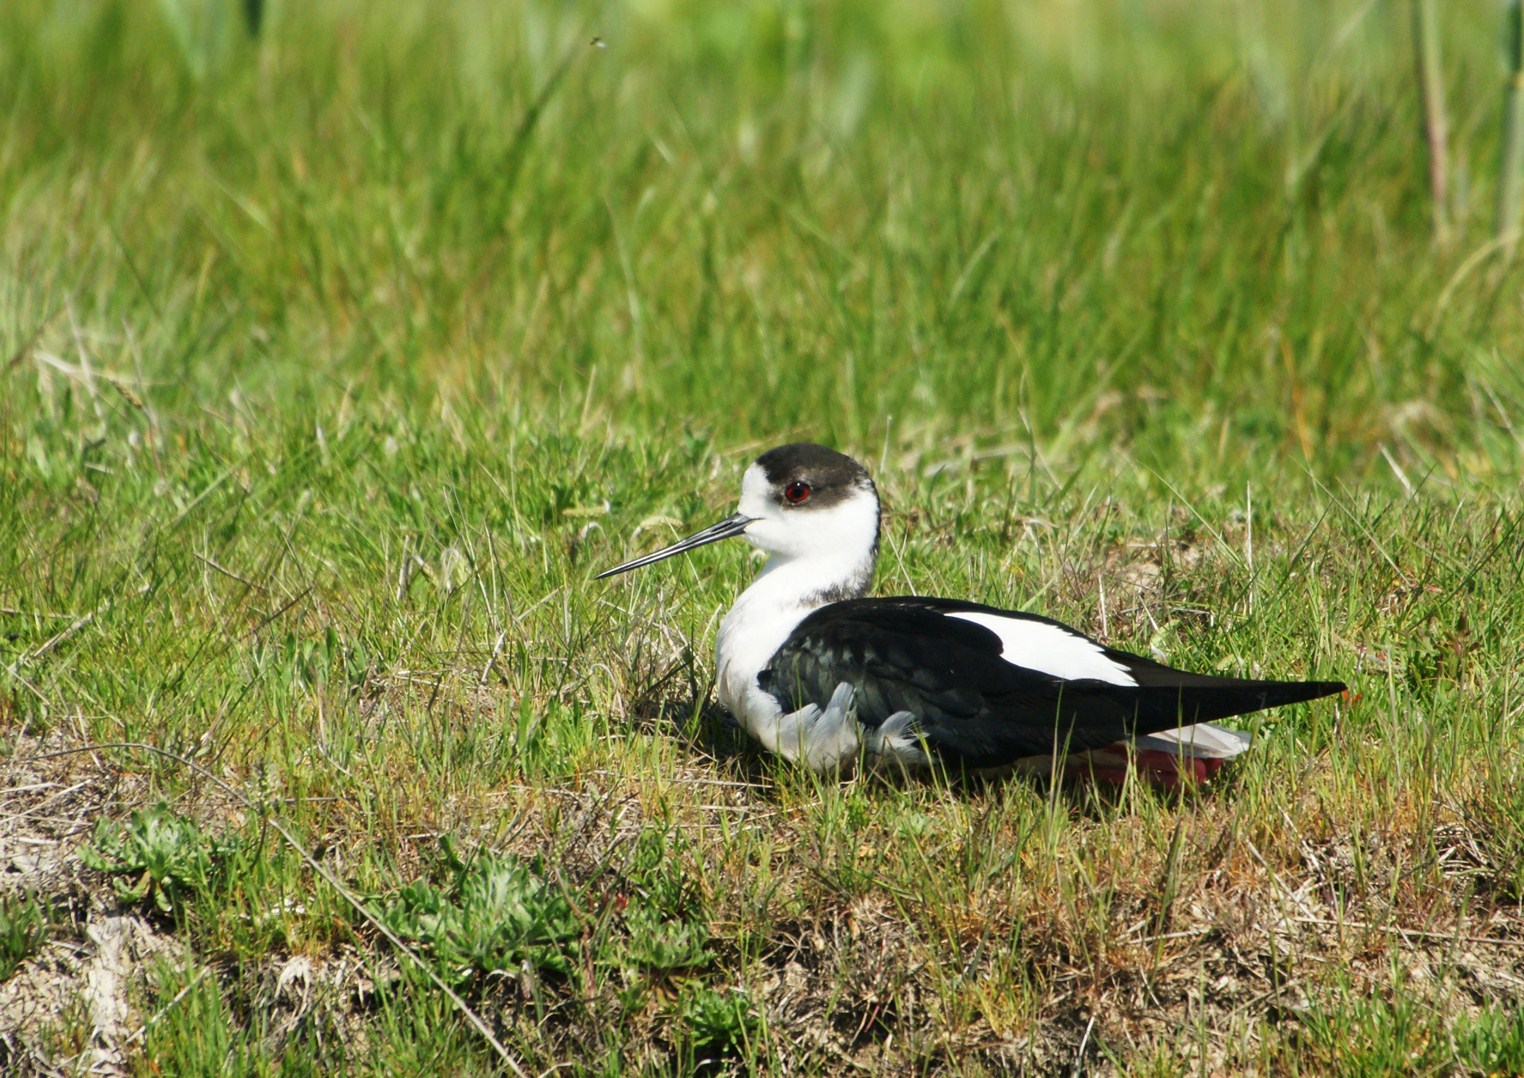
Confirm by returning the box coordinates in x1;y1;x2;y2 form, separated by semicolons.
1066;746;1226;788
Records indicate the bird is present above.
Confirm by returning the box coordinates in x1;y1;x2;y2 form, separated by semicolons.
598;443;1345;782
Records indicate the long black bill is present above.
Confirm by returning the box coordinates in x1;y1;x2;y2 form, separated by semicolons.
595;513;754;579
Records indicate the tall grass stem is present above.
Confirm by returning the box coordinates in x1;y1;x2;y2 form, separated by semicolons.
1413;0;1451;246
1498;0;1524;253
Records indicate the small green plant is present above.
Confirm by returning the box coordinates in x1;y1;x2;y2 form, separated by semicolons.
623;828;705;919
616;905;712;973
603;828;715;978
375;847;580;986
80;804;241;916
0;893;51;981
676;985;758;1056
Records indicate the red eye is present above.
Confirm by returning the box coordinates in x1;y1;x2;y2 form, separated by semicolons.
783;481;812;504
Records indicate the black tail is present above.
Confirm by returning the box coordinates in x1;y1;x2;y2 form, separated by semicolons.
1133;675;1347;727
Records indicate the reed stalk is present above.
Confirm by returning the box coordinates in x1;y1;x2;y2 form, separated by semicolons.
1413;0;1451;246
1499;0;1524;253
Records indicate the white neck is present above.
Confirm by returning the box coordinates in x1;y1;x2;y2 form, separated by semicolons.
726;546;876;655
755;545;875;606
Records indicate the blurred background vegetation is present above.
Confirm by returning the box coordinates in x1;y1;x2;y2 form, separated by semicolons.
3;0;1520;493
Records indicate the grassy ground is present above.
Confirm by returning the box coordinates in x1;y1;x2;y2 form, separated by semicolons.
3;0;1524;1072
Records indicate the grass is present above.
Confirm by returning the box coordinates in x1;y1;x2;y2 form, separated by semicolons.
0;894;52;984
2;0;1523;1072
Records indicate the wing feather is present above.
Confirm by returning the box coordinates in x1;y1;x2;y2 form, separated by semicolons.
757;597;1344;770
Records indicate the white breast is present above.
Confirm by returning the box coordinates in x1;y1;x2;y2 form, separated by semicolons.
715;583;806;734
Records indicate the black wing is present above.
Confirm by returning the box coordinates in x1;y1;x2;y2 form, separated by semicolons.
757;597;1345;770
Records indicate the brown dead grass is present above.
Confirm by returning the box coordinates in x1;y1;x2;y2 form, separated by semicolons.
5;710;1523;1075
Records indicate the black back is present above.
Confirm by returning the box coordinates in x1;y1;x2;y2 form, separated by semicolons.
758;597;1345;769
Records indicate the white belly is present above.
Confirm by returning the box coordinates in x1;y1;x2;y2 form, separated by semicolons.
715;591;800;739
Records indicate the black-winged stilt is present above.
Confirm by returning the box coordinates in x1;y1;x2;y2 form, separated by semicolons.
599;443;1345;781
